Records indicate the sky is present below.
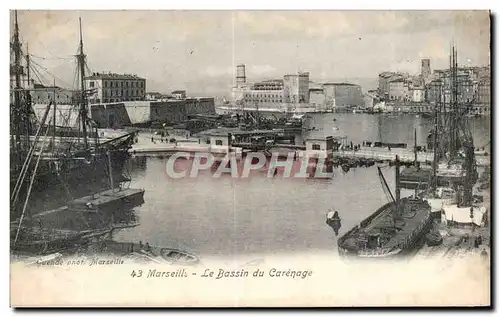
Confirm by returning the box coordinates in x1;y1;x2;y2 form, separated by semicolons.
11;10;491;97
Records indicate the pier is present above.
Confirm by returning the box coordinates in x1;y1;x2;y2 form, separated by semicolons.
330;148;490;167
130;141;490;167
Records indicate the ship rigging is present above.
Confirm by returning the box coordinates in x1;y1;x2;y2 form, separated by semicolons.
10;11;139;251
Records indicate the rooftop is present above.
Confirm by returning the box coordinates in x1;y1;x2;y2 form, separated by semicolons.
85;72;145;80
197;127;281;137
323;82;358;86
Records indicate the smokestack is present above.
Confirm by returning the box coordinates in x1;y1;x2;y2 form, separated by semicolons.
236;64;246;87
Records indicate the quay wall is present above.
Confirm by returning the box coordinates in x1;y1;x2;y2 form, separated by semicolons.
33;98;215;130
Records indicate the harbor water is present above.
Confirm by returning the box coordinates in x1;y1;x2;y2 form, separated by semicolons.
112;113;490;259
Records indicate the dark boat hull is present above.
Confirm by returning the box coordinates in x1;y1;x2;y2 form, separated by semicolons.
337;198;433;259
10;149;131;219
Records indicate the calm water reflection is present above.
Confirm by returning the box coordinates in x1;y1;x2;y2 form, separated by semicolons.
114;114;491;258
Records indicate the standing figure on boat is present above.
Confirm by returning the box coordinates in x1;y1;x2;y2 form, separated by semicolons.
326;209;342;236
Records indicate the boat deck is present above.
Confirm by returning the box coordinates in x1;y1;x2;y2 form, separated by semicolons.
68;188;145;212
343;198;431;251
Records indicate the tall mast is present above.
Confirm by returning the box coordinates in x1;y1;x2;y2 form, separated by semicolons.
12;10;22;162
431;84;440;191
25;43;30;86
77;17;88;149
53;79;57;150
413;128;417;166
395;155;401;212
25;42;32;150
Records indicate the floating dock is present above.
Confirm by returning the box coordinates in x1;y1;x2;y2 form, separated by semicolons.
68;188;145;213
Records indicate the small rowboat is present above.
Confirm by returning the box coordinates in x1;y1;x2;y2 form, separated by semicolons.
87;240;199;265
425;231;443;247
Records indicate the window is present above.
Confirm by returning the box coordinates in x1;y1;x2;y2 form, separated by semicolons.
312;144;321;150
90;81;95;88
104;81;108;88
215;140;223;146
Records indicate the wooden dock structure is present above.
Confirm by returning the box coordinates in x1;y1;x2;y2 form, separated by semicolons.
330;148;490;167
129;142;490;167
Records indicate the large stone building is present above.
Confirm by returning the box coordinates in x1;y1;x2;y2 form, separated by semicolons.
378;72;406;100
309;88;326;111
231;64;313;112
388;79;410;101
323;83;364;109
283;72;310;103
230;64;364;112
85;72;146;104
30;84;78;105
89;98;215;128
477;78;491;105
421;59;431;83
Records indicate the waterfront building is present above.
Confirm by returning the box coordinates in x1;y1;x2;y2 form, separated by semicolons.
89;97;215;128
30;84;78;105
283;72;310;104
388;79;410;102
378;72;406;100
323;83;364;110
477;78;490;105
410;87;425;103
145;92;164;101
309;88;326;111
305;136;336;152
171;90;187;99
231;64;315;113
85;72;147;104
228;64;366;113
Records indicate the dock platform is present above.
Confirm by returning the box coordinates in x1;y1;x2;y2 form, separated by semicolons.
68;188;145;213
330;148;490;167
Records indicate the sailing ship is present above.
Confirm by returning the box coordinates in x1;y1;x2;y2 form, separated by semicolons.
10;12;144;255
405;44;479;204
337;157;433;258
337;44;485;258
10;12;136;220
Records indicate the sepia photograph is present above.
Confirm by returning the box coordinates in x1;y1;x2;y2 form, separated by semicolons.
8;8;492;307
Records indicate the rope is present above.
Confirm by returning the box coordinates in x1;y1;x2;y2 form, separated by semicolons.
14;124;51;245
11;103;52;205
30;59;74;89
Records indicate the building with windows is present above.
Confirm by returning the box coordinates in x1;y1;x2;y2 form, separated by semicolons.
228;64;365;113
388;79;410;101
231;64;313;112
378;72;405;99
410;87;425;102
171;90;187;99
85;72;146;104
478;78;490;105
30;84;78;105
